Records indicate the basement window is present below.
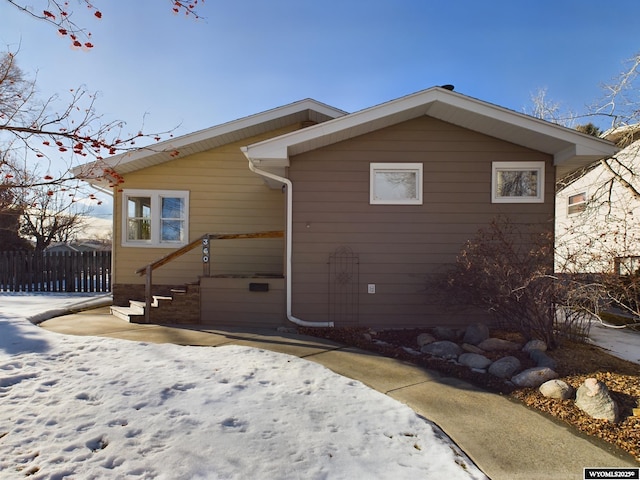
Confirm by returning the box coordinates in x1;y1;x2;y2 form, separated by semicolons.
122;189;189;247
370;163;423;205
492;162;545;203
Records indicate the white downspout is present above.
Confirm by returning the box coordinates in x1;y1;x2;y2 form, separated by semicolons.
244;154;334;328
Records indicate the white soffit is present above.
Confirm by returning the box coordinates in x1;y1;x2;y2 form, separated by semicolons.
243;88;618;170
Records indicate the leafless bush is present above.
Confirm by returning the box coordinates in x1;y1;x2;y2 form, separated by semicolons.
435;218;607;348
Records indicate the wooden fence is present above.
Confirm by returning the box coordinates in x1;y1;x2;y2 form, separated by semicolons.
0;251;111;293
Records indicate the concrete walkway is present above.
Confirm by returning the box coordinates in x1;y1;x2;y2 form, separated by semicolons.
40;307;638;480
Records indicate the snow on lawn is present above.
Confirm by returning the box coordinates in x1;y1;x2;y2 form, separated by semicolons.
589;319;640;365
0;294;487;480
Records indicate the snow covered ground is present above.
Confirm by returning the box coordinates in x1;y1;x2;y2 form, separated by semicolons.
589;318;640;365
0;294;487;479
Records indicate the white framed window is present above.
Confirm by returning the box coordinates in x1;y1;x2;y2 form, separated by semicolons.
370;163;423;205
568;192;587;215
615;256;640;276
492;161;545;203
122;189;189;247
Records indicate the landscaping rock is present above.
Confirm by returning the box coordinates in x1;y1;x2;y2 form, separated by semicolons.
529;349;557;370
511;367;559;388
462;322;490;346
575;378;619;422
461;343;485;354
478;337;521;352
458;353;492;369
416;333;436;347
421;340;462;360
488;356;521;379
539;379;574;400
432;327;458;342
523;339;547;353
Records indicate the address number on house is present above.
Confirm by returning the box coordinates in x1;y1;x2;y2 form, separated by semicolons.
202;238;210;263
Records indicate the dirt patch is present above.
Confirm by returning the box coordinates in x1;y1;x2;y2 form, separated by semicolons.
299;326;640;462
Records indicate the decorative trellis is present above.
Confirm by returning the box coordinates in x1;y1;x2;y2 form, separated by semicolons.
328;246;359;325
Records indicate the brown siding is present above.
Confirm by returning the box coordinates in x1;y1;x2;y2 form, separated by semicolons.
112;126;295;299
288;116;555;328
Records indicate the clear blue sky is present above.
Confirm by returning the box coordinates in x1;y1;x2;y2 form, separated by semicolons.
1;0;639;215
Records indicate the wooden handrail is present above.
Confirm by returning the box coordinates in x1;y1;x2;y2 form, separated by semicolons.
135;235;206;276
135;230;285;276
133;230;284;323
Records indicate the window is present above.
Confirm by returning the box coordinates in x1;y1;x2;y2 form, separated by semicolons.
492;162;544;203
370;163;423;205
122;190;189;247
615;256;640;276
568;192;587;215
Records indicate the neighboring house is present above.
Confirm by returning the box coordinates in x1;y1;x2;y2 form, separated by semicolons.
556;127;640;274
44;242;81;254
45;240;111;254
75;87;618;329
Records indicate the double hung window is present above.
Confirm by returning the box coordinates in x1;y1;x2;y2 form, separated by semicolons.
123;190;189;247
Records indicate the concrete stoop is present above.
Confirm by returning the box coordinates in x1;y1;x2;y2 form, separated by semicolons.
110;283;200;324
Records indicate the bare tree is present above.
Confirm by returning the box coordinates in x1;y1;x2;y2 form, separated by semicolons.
5;0;203;48
525;87;577;127
593;53;640;133
0;180;32;251
1;1;204;192
20;186;91;252
0;50;167;191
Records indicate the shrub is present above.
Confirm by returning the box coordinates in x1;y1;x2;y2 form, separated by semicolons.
435;218;600;348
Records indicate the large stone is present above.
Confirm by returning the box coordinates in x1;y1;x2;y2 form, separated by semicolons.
529;349;557;370
575;378;619;422
461;343;485;354
511;367;559;388
432;327;458;342
478;337;521;352
416;333;436;347
522;339;547;353
539;379;574;400
488;356;521;379
458;352;492;369
462;322;490;346
421;340;462;360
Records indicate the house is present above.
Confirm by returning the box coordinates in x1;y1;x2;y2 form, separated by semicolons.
555;126;640;274
45;240;111;254
75;87;618;329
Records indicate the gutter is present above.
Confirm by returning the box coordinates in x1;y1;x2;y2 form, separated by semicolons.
243;150;334;328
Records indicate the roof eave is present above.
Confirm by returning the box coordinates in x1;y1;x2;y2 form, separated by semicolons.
72;98;347;179
243;87;619;172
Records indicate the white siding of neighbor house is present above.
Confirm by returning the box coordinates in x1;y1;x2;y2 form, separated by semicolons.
555;140;640;273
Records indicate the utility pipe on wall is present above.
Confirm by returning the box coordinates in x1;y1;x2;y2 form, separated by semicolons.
244;154;334;328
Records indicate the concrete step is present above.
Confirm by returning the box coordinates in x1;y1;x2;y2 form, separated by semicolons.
112;295;176;322
111;305;144;323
